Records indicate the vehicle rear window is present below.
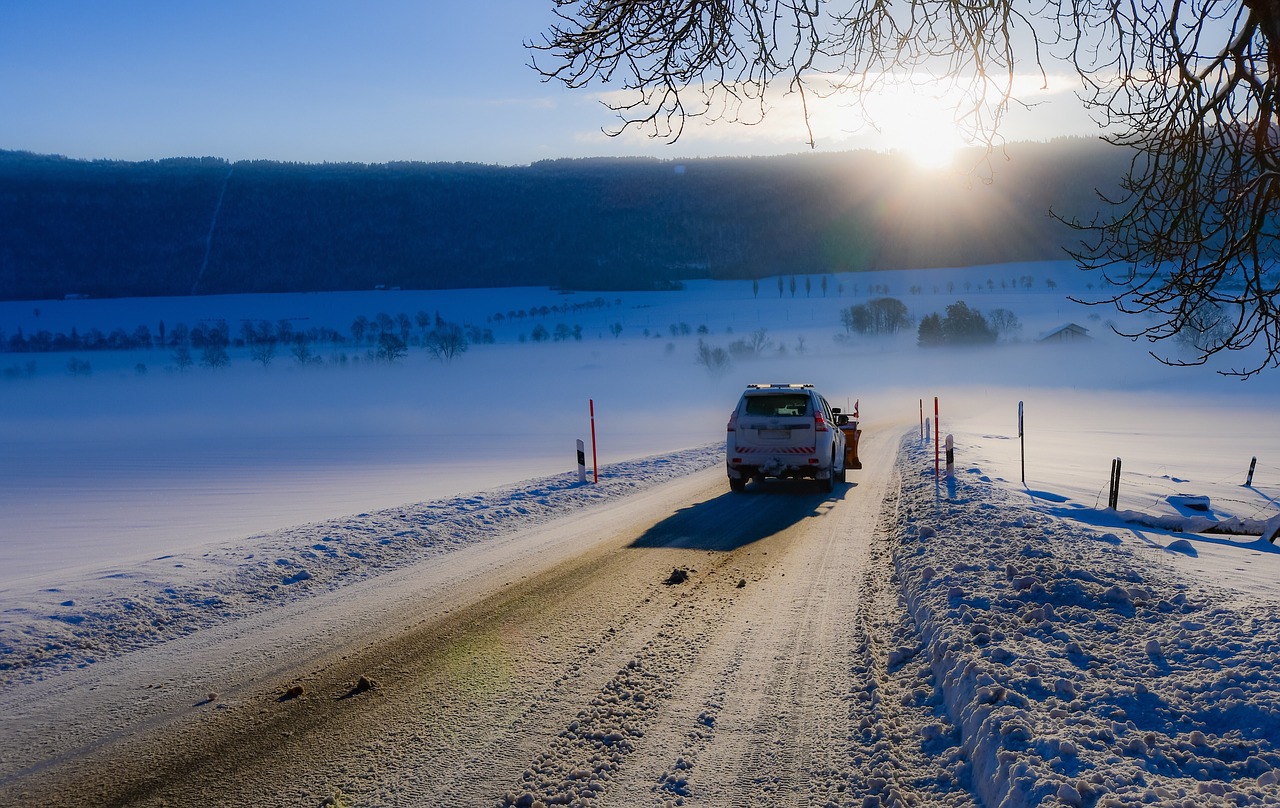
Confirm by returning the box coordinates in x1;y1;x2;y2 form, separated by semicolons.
744;394;810;417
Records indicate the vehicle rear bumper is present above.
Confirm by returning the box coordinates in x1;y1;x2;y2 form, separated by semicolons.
727;456;827;480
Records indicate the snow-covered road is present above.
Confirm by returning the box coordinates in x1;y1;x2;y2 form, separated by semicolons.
3;420;1278;806
0;424;986;807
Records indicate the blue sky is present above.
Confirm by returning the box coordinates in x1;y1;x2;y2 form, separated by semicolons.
1;1;1097;165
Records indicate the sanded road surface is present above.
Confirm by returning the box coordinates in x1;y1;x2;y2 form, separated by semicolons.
0;425;976;807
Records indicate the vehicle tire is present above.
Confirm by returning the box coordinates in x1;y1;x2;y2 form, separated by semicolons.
819;472;834;494
729;476;747;493
836;464;847;484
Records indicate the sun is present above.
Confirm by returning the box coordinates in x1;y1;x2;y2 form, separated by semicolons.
886;104;968;169
860;86;970;170
896;124;964;169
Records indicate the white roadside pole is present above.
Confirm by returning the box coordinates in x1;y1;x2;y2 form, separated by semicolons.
576;439;587;484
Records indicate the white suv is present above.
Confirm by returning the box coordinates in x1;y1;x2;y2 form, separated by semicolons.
726;383;848;493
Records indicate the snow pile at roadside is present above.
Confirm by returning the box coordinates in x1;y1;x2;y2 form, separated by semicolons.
891;438;1280;807
0;445;720;687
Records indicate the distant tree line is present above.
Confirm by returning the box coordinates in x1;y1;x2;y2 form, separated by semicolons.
0;308;501;367
694;328;773;376
3;318;343;354
841;297;913;335
0;140;1126;301
0;300;645;380
490;296;615;324
917;301;1021;346
1;301;615;368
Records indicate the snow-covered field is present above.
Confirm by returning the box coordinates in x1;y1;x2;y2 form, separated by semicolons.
2;260;1278;805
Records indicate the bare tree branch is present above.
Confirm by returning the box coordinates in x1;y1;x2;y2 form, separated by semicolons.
1059;0;1280;376
530;0;1280;377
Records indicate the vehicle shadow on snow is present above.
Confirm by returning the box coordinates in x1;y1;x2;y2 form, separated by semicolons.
629;480;854;552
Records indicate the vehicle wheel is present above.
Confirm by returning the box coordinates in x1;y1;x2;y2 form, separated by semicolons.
835;461;847;484
819;473;834;494
729;476;747;493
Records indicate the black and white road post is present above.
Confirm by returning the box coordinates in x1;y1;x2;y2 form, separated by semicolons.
1018;400;1025;485
1246;456;1257;487
576;439;587;484
945;434;955;481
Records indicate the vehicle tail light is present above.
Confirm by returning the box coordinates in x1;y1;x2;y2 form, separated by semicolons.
814;412;829;433
727;410;738;432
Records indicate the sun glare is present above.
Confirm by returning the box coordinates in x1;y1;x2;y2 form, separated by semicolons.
860;86;970;170
899;127;963;169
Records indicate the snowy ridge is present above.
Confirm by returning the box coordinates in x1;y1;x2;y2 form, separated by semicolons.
0;445;721;688
892;437;1280;807
1107;507;1280;543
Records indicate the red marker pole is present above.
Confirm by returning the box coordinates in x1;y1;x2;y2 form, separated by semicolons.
590;399;599;483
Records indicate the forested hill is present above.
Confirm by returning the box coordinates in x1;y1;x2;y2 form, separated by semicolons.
0;140;1126;301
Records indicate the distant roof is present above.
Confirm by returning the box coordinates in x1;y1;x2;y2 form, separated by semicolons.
1037;323;1092;342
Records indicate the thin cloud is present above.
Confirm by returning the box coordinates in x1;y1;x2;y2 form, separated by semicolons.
572;70;1094;157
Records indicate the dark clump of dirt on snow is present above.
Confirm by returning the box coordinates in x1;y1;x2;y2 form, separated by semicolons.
664;567;691;585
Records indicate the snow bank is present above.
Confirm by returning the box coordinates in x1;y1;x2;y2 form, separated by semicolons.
0;445;720;687
891;437;1280;807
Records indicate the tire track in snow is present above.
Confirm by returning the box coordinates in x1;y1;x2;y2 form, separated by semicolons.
477;495;812;806
596;425;979;808
596;426;893;806
381;475;806;807
678;465;879;807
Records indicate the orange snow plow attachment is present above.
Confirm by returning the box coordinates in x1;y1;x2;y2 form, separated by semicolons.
838;400;862;470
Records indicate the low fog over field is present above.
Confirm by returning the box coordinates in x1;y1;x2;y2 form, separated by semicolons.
7;259;1271;583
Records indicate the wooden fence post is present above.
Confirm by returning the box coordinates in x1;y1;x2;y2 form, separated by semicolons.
1018;400;1025;485
1108;457;1122;510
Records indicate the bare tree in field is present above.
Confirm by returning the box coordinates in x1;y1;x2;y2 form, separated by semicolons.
375;332;407;363
695;339;732;376
424;323;469;362
530;0;1280;376
291;335;315;366
172;345;194;373
249;337;276;369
